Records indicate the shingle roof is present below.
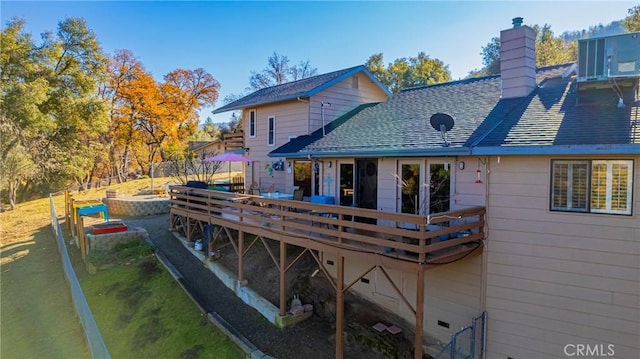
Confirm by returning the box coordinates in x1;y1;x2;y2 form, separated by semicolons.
213;65;391;114
281;63;639;158
476;75;640;148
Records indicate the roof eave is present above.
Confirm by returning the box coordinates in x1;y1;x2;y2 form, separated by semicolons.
213;66;391;114
212;92;310;114
272;147;470;159
471;144;640;156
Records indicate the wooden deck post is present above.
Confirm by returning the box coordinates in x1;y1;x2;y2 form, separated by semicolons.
279;240;287;316
336;253;345;359
70;198;77;237
78;216;86;259
64;190;70;229
238;230;245;281
414;268;425;359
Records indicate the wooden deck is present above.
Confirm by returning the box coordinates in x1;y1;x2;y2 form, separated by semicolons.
168;185;485;359
168;186;485;271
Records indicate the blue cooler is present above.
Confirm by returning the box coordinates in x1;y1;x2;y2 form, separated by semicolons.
311;195;335;204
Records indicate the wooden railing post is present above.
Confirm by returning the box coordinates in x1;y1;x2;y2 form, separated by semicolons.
336;253;345;359
418;219;426;263
415;268;425;359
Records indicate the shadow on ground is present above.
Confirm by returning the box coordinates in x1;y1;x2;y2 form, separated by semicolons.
1;225;89;359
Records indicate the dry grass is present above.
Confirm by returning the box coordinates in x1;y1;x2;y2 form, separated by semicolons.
0;174;243;359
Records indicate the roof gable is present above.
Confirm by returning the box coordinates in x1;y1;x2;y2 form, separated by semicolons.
213;65;391;114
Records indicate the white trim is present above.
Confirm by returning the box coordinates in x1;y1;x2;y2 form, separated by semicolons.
248;109;256;138
550;159;633;215
590;160;633;215
267;115;276;146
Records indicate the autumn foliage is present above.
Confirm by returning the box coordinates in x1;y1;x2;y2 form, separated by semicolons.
103;50;220;182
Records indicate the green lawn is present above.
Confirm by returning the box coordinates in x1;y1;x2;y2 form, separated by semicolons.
80;256;243;359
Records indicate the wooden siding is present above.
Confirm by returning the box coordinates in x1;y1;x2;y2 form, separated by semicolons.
320;156;486;344
243;73;387;192
321;252;483;344
243;101;308;192
484;155;640;359
309;72;389;132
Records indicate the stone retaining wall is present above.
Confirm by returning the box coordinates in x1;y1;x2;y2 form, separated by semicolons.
86;227;149;252
103;196;169;217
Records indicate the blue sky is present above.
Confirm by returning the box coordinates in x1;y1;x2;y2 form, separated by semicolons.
2;1;636;124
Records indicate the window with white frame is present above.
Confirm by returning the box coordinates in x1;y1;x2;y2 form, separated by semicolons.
248;110;256;138
267;115;275;146
551;159;633;215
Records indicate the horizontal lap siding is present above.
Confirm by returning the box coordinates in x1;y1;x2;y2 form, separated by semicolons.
485;155;640;359
310;73;389;132
454;156;488;208
321;252;482;345
244;101;308;190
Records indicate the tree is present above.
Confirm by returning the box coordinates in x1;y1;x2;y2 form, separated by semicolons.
533;24;576;67
104;49;158;181
365;52;451;93
104;49;220;177
248;52;317;90
476;37;501;76
623;4;640;32
1;17;109;208
364;53;390;87
474;23;577;78
201;116;219;139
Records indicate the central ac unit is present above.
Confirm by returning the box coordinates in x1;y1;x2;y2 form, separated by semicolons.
577;32;640;82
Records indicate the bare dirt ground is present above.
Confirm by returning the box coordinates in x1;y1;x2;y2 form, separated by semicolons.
124;214;423;359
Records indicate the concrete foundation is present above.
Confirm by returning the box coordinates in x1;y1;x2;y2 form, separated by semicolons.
173;231;310;329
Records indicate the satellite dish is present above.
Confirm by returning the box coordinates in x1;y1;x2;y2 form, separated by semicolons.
430;113;455;147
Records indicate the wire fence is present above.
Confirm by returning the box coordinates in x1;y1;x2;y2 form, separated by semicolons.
72;159;235;193
49;194;110;359
435;312;486;359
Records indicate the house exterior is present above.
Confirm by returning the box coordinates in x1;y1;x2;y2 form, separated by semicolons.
213;65;391;195
265;21;640;358
188;140;225;159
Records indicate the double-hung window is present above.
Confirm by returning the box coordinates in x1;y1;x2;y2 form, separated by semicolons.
267;115;275;146
551;159;633;215
248;110;256;138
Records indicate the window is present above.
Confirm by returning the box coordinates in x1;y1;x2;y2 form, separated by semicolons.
267;115;275;146
551;160;633;215
248;110;256;138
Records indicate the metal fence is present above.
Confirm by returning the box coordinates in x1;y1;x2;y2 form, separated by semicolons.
435;311;487;359
49;194;110;359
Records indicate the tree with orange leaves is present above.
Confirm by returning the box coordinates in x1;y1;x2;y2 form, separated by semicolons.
103;50;220;179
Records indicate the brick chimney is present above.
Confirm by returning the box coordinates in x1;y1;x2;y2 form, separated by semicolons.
500;17;536;99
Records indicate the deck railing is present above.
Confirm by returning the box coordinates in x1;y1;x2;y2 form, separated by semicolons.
223;132;244;150
169;186;485;264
